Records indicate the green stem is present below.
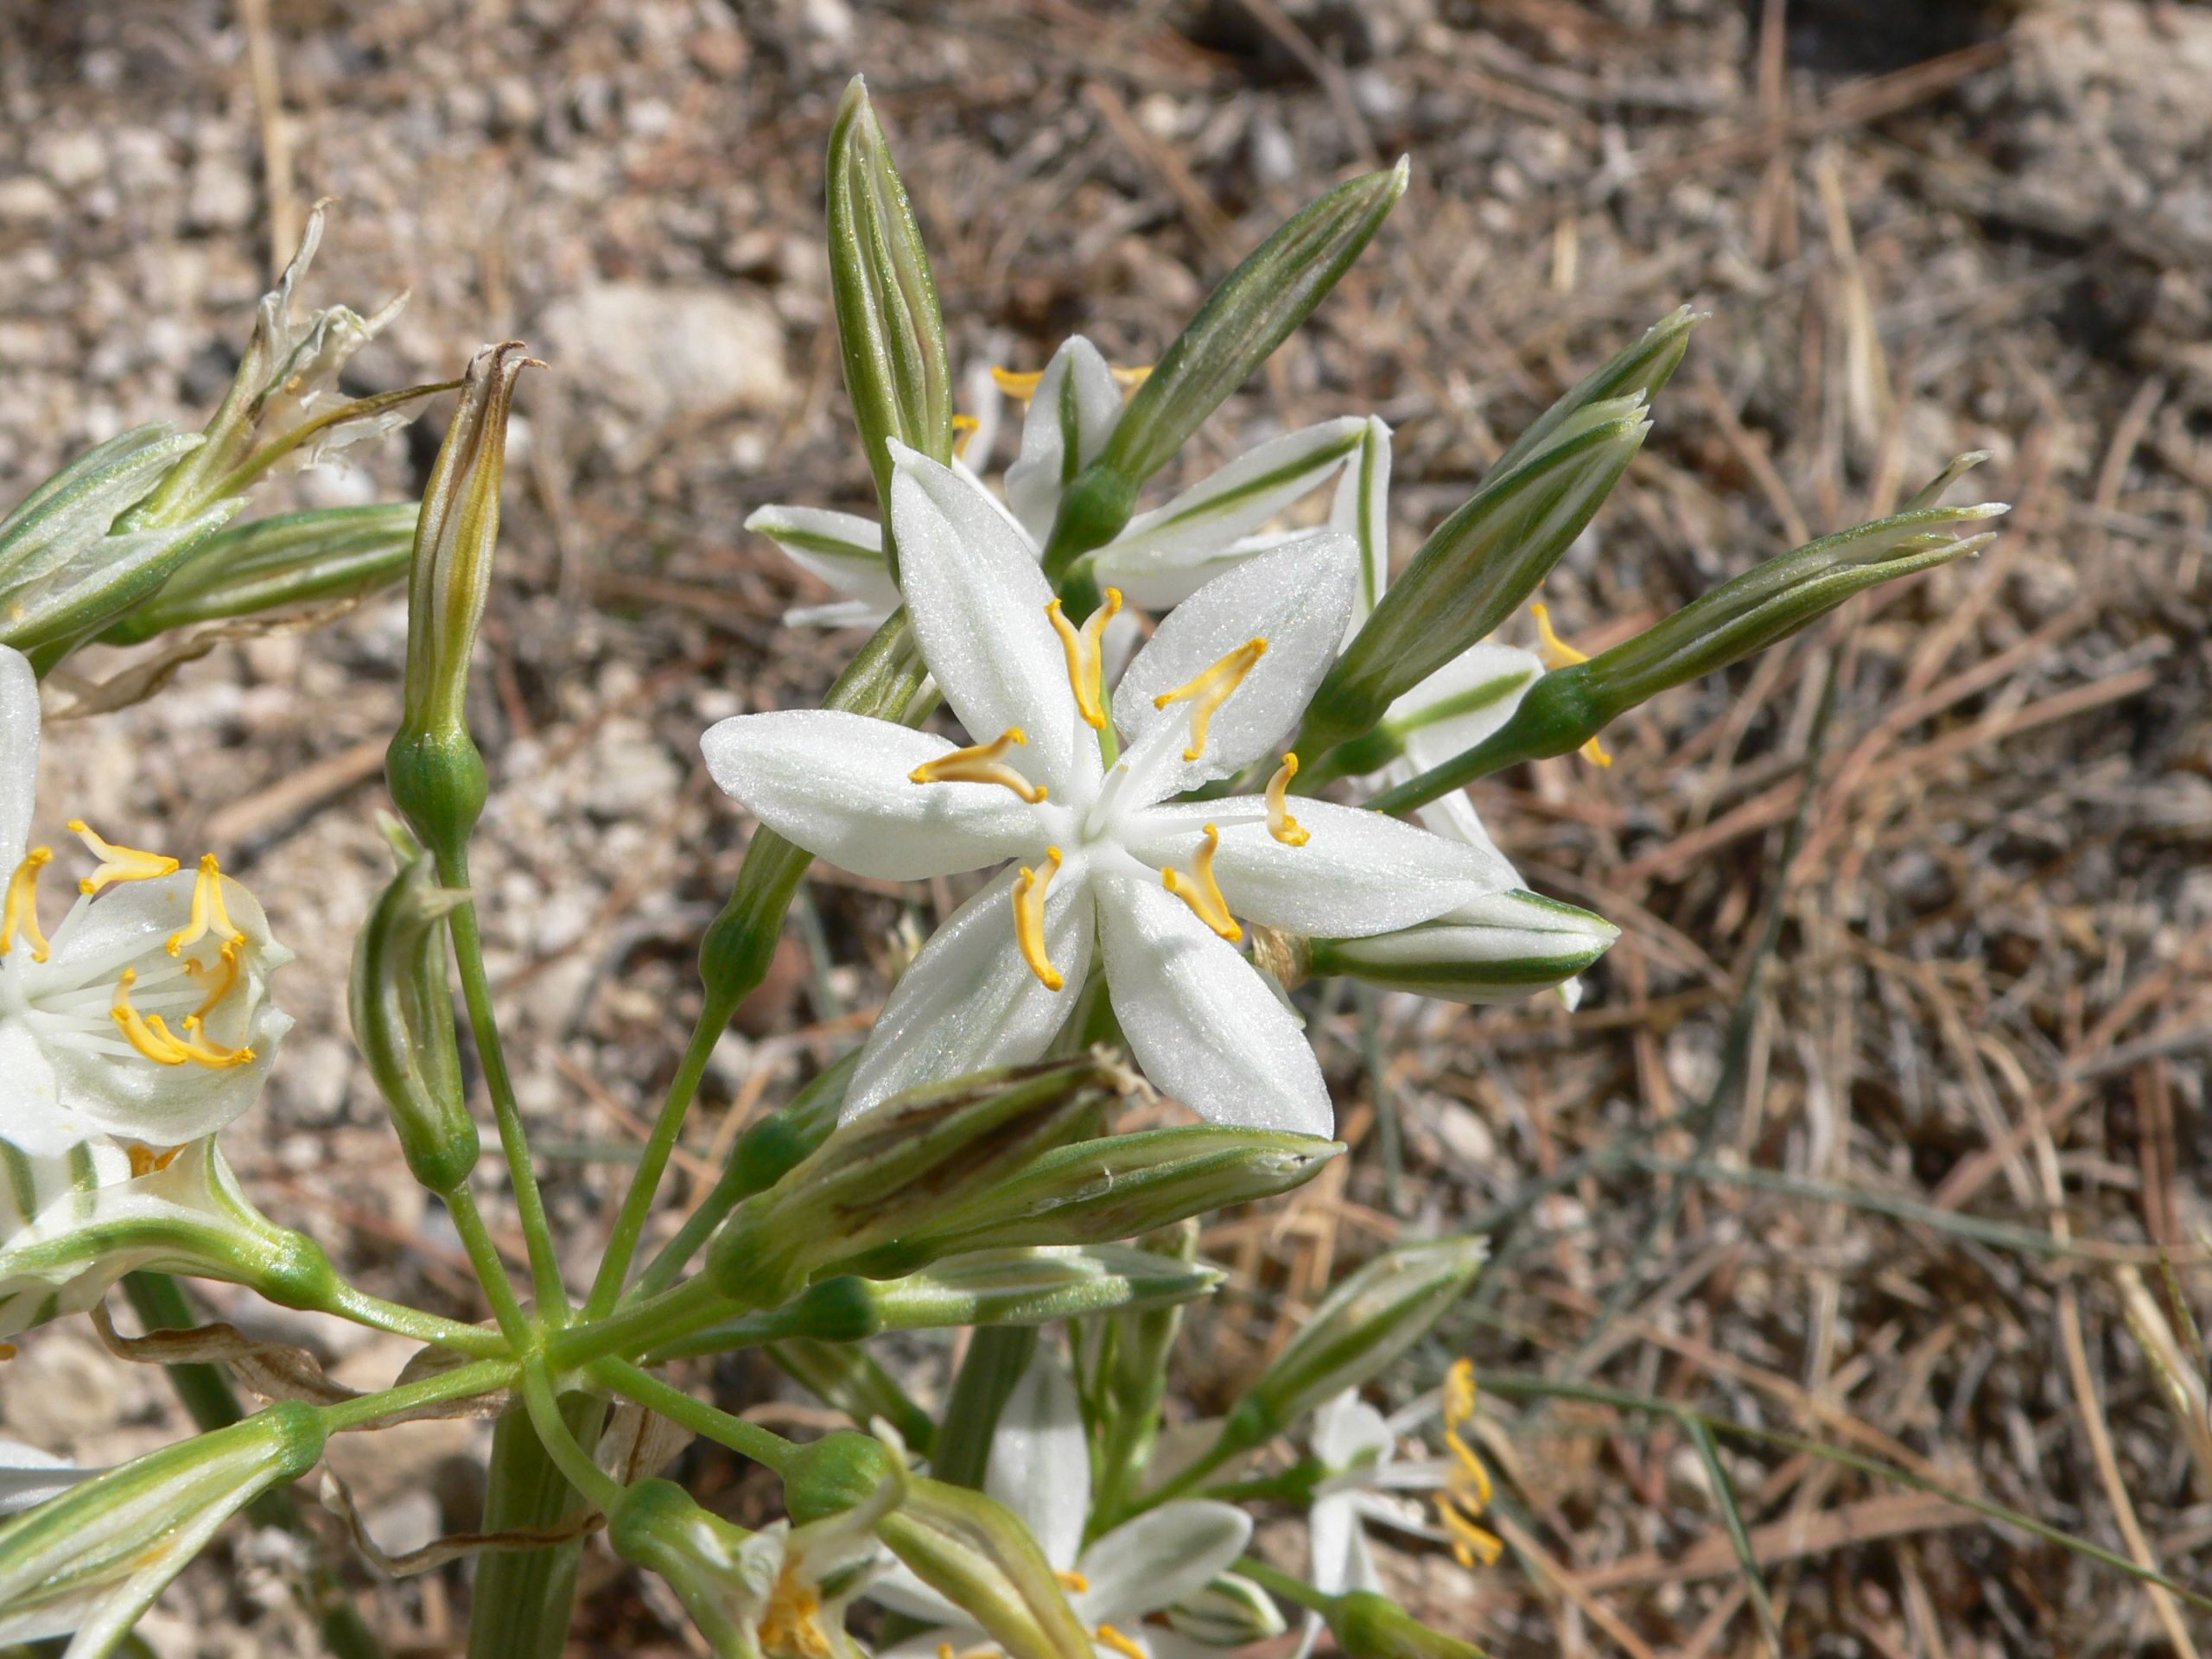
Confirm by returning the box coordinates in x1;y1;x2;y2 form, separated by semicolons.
1111;1430;1240;1521
319;1357;519;1433
547;1274;731;1372
322;1281;510;1358
437;855;569;1321
931;1325;1037;1490
589;1357;799;1475
520;1364;626;1512
1235;1555;1337;1614
442;1182;535;1348
465;1394;605;1659
583;1002;732;1319
634;1160;747;1300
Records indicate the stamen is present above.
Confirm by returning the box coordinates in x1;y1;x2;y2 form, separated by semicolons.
183;942;242;1020
0;1343;15;1362
1162;824;1241;943
1109;364;1152;392
1530;602;1613;768
1044;588;1123;730
67;821;179;895
1056;1569;1091;1594
1151;639;1267;762
176;1015;255;1069
759;1570;835;1659
910;729;1047;804
125;1143;184;1178
111;969;188;1065
1012;848;1065;991
1094;1625;1148;1659
167;854;247;957
1264;754;1310;848
1437;1357;1504;1570
990;365;1044;401
2;847;54;961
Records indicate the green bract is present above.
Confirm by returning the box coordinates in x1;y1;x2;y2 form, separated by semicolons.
101;501;417;644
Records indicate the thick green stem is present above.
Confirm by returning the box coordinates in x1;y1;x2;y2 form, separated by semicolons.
590;1357;800;1475
547;1274;730;1371
931;1325;1038;1490
465;1394;605;1659
319;1357;519;1433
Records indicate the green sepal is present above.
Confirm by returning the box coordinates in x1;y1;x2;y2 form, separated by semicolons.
877;1477;1093;1659
1329;1589;1488;1658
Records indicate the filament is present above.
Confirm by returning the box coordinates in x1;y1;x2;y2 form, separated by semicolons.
1162;824;1240;943
1264;754;1310;848
910;728;1047;804
1152;639;1266;762
1045;588;1122;730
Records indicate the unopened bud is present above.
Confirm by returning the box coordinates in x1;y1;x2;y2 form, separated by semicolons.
348;821;477;1192
1311;889;1618;1004
607;1480;774;1659
104;502;417;645
1330;1589;1488;1658
722;1050;856;1199
1166;1572;1290;1646
876;1476;1093;1659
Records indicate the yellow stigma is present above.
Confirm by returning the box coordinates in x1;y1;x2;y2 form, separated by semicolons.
1162;824;1241;943
67;821;179;895
989;362;1152;402
1530;603;1613;769
911;728;1048;804
1012;848;1065;991
1438;1357;1504;1570
1264;754;1310;848
1152;638;1267;762
1094;1625;1148;1659
167;854;247;957
2;846;54;961
176;1014;255;1069
1056;1569;1091;1593
111;969;188;1066
184;941;242;1020
950;412;981;459
1045;588;1123;730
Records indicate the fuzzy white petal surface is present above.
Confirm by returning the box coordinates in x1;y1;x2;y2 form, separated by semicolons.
1004;337;1124;543
983;1344;1089;1571
0;646;37;872
1333;416;1393;632
1075;1501;1252;1625
1312;1391;1395;1469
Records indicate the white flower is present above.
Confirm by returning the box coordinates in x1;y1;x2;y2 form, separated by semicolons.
747;337;1368;628
870;1345;1251;1659
703;447;1513;1136
0;645;292;1159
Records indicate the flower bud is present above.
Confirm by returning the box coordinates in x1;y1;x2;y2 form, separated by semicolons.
1165;1572;1290;1646
1044;160;1408;579
1302;396;1649;758
0;1401;326;1650
876;1475;1093;1659
387;341;533;863
102;502;417;645
1217;1236;1484;1455
1488;304;1699;477
781;1429;902;1527
707;1054;1124;1309
827;77;952;571
348;822;477;1193
722;1051;856;1199
1329;1589;1486;1658
1368;480;2005;813
1309;889;1619;1005
607;1479;776;1659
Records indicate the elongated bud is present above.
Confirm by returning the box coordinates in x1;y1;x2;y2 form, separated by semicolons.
769;1340;939;1457
1218;1236;1484;1455
0;1402;326;1651
1043;161;1408;580
828;76;951;576
1166;1573;1290;1646
1310;889;1619;1005
1303;397;1648;757
662;1244;1220;1360
1330;1589;1487;1658
847;1127;1342;1271
876;1476;1094;1659
723;1050;856;1198
349;821;477;1192
1490;304;1700;478
608;1480;773;1659
103;502;417;645
707;1054;1127;1309
1368;479;2006;814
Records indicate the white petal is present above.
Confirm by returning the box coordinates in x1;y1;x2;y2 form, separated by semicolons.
1126;798;1511;938
1114;534;1357;799
843;863;1095;1120
983;1344;1089;1571
0;1021;79;1158
702;709;1043;881
1003;337;1124;543
864;1569;971;1631
1311;1391;1394;1469
1334;416;1393;633
1094;872;1331;1137
1095;417;1367;606
889;443;1093;795
0;1440;95;1517
1387;642;1544;773
785;596;894;630
746;505;891;597
1307;1491;1362;1596
0;645;38;872
1075;1501;1251;1624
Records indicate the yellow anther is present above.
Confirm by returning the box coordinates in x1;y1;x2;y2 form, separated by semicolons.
1440;1502;1505;1569
176;1015;255;1070
111;969;188;1066
1162;824;1241;944
1056;1569;1091;1594
1437;1357;1504;1570
125;1142;184;1178
2;846;54;961
67;820;179;895
1109;364;1152;392
937;1646;956;1659
1152;639;1267;762
167;854;247;957
910;728;1048;804
1045;588;1123;730
183;941;241;1020
1095;1625;1148;1659
1264;754;1310;848
1012;848;1065;992
989;362;1153;401
0;1342;15;1362
951;412;981;459
1530;603;1613;768
759;1568;836;1659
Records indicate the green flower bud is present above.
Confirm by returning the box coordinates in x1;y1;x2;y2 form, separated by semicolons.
827;76;951;574
1043;160;1408;579
781;1430;899;1526
707;1054;1128;1309
387;341;533;863
607;1480;773;1659
723;1051;856;1198
877;1476;1093;1659
1367;476;2005;813
1488;304;1699;477
1165;1572;1290;1646
348;822;477;1193
1302;396;1648;758
1218;1236;1484;1454
0;1401;326;1653
1308;889;1619;1005
1329;1589;1487;1658
102;502;417;644
769;1344;938;1459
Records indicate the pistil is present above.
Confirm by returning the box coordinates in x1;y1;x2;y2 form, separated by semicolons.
1045;588;1123;730
1152;639;1267;762
1162;824;1240;943
911;729;1048;804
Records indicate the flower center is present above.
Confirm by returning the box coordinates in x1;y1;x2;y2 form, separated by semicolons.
1012;847;1065;992
910;728;1047;804
1152;639;1267;763
1044;588;1123;731
1438;1357;1503;1569
1161;824;1239;943
759;1563;837;1659
1530;602;1612;768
